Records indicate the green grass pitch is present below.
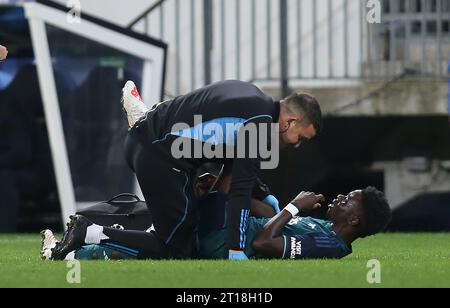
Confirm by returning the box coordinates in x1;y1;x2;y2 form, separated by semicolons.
1;233;449;288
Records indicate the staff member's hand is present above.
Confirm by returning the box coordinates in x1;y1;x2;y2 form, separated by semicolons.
0;45;8;61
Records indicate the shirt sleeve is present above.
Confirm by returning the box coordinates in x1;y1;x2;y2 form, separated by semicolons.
227;113;273;251
282;234;347;260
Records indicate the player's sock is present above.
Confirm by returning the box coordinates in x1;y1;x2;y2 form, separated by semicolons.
73;245;137;260
64;251;76;261
85;224;110;245
101;228;168;259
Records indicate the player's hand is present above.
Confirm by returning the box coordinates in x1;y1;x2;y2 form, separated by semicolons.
0;45;8;61
290;191;325;213
229;250;249;261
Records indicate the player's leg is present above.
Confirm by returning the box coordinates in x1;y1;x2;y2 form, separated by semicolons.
129;140;199;258
51;142;198;260
100;227;169;259
71;245;137;261
42;226;166;261
50;215;171;260
41;231;137;260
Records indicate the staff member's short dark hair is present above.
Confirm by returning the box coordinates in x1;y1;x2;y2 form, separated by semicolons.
285;93;322;134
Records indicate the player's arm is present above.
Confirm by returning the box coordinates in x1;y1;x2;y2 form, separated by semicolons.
252;192;324;258
0;44;8;61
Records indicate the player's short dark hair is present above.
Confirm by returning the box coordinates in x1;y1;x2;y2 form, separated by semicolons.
359;187;392;238
284;92;323;134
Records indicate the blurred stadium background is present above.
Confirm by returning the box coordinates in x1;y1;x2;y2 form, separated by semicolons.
0;0;449;235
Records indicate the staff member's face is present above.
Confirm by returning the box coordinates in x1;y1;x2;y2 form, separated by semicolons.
280;118;316;149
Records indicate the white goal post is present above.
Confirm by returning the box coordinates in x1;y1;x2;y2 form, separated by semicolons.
24;1;167;228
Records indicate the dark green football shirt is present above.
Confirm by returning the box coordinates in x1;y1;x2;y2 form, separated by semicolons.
199;216;352;260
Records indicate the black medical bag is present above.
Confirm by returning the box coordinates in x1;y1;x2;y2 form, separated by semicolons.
76;194;152;231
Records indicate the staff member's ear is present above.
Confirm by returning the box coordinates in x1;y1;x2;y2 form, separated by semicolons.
0;45;8;61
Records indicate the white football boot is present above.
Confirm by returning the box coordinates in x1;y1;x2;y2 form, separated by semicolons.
121;81;149;129
40;230;59;261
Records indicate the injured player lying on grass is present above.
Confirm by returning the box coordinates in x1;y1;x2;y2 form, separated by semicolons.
40;184;391;261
